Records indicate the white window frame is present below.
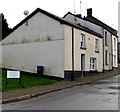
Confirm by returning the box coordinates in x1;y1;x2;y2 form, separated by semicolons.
90;58;96;71
95;39;99;52
81;34;85;48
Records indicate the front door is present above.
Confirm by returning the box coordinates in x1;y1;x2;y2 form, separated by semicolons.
81;54;85;76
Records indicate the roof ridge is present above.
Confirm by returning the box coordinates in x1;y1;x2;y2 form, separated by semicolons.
5;8;103;39
86;15;117;31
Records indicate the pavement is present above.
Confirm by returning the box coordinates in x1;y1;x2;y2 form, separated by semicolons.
2;65;120;104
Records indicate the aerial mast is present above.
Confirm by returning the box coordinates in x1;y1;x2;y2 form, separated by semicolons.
80;0;82;15
73;0;76;14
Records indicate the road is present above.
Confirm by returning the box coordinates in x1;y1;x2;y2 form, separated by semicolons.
3;74;119;110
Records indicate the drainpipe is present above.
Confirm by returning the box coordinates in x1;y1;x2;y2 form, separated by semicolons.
111;34;113;70
103;28;104;73
71;27;74;80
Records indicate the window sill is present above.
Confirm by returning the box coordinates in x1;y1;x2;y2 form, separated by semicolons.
89;70;97;73
95;51;100;53
80;47;86;50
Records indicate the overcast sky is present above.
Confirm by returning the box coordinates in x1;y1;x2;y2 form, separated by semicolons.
0;0;119;30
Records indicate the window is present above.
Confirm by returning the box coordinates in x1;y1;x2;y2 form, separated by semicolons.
81;34;85;48
114;38;116;51
105;31;108;46
95;39;99;52
90;58;96;70
114;55;116;66
105;50;108;65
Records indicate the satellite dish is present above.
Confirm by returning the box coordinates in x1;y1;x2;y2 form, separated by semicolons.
24;10;29;16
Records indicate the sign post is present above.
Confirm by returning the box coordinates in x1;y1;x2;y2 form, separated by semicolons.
6;70;23;87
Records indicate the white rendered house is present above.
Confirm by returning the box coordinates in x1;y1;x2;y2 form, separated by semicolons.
1;8;104;80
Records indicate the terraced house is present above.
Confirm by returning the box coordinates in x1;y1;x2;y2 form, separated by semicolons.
63;8;118;72
0;8;117;80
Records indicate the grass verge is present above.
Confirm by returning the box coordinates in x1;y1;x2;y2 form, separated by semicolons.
0;69;60;92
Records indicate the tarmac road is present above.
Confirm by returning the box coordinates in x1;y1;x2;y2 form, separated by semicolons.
2;74;119;110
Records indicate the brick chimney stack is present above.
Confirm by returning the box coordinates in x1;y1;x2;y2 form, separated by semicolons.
87;8;92;16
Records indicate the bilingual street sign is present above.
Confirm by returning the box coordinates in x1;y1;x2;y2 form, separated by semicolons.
7;71;20;78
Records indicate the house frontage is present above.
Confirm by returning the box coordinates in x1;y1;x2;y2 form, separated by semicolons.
85;8;118;69
0;8;114;80
118;42;120;63
63;8;118;71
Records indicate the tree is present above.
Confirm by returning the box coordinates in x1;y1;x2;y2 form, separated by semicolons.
1;13;12;40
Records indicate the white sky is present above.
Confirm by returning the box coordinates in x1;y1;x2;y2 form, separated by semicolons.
0;0;119;30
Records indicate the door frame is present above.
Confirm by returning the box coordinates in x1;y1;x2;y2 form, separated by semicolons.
81;54;85;77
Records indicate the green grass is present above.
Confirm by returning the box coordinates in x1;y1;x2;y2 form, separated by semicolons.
0;69;60;92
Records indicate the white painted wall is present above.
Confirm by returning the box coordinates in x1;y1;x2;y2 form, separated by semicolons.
2;40;64;78
1;11;65;78
1;12;64;45
112;35;118;67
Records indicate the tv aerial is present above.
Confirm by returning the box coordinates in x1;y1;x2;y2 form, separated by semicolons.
24;10;29;16
23;10;29;26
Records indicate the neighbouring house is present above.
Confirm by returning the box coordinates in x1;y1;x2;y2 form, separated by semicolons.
118;42;120;63
0;8;104;80
85;8;118;70
63;8;118;71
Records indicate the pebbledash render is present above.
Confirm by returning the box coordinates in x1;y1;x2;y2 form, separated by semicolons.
0;8;118;80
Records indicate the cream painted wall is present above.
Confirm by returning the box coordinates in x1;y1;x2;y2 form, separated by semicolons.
65;13;118;71
103;29;112;70
64;25;103;72
75;30;103;72
64;25;72;70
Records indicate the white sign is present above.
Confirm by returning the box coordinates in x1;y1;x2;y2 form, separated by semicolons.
7;71;20;78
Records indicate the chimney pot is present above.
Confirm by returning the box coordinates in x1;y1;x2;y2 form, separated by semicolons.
87;8;92;16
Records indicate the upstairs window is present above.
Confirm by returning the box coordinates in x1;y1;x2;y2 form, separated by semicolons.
90;58;96;70
114;38;116;51
81;34;85;48
105;31;108;46
95;39;99;52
